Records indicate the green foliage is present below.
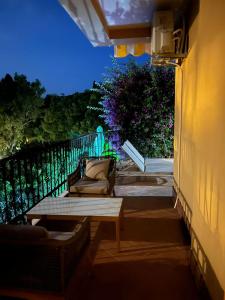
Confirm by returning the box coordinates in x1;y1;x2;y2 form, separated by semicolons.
0;74;103;157
40;90;104;141
0;74;44;157
101;141;120;160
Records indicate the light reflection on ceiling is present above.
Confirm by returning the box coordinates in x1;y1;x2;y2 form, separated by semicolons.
99;0;155;26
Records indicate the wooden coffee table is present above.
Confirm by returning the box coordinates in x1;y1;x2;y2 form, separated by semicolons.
27;197;124;252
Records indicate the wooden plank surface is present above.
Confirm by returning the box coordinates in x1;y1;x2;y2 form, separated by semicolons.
27;197;123;220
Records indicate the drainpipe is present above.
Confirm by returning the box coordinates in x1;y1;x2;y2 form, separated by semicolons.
173;64;183;208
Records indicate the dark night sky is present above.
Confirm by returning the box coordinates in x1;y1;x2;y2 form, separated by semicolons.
0;0;149;95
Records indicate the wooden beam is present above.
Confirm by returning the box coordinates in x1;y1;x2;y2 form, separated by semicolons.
108;26;151;39
90;0;109;35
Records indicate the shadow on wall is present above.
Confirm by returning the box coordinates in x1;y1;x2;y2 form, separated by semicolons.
174;183;224;300
175;185;192;233
179;135;220;236
191;230;224;300
196;158;220;233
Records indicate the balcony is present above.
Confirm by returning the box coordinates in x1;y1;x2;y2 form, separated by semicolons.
0;132;202;300
1;0;224;298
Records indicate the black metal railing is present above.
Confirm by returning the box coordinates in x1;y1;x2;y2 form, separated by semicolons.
0;130;121;224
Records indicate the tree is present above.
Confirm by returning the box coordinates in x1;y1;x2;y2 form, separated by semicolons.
40;89;104;142
68;89;104;134
0;74;104;158
0;74;45;157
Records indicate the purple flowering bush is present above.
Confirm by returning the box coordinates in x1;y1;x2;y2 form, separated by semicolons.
97;60;175;157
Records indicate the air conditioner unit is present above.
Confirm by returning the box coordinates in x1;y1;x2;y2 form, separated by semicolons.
151;10;187;66
152;10;174;55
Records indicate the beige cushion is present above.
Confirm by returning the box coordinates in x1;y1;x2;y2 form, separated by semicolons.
0;224;49;240
85;159;110;180
70;178;109;194
48;231;74;241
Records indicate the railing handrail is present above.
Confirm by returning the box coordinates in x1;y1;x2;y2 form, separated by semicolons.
0;132;98;163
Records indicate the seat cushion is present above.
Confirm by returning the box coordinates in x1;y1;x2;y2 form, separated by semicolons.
85;159;110;180
48;231;74;241
70;178;109;194
36;219;79;232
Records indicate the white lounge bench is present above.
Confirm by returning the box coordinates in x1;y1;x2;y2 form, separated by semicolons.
121;140;146;172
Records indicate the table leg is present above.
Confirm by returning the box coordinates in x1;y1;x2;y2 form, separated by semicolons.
116;219;120;252
27;218;32;225
120;207;124;230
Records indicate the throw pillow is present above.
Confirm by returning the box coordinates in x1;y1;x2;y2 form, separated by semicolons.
85;159;110;180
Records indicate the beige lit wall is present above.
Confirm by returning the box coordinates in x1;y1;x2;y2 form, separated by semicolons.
174;0;225;298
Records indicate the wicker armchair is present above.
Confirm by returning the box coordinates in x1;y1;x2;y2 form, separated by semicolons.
67;156;116;197
0;217;90;294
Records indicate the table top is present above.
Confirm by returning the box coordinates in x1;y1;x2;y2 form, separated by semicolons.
26;197;123;220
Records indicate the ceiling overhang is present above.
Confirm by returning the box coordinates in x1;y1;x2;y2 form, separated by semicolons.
59;0;153;45
59;0;191;57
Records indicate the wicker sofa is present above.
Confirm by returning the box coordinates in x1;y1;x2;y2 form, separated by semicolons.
0;217;90;294
67;156;116;197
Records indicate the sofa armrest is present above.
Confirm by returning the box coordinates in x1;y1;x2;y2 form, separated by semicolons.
67;164;81;190
108;161;116;178
0;217;90;292
108;159;116;194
